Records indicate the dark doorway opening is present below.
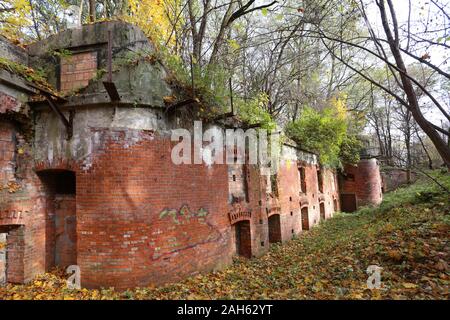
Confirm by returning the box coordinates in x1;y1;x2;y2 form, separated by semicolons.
341;193;357;213
320;202;326;220
301;207;309;230
38;170;77;269
333;198;338;212
234;220;252;258
268;214;282;243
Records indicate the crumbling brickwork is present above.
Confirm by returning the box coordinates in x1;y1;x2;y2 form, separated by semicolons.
60;51;97;93
0;120;15;182
340;158;383;212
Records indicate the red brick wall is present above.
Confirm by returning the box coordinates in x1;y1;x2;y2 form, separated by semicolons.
1;115;345;289
228;164;247;202
341;159;383;209
0;92;20;113
4;225;25;283
0;119;48;284
60;51;97;93
275;159;340;241
0;121;15;183
381;169;417;192
68;130;233;289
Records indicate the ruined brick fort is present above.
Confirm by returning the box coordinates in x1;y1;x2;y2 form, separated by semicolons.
0;21;382;289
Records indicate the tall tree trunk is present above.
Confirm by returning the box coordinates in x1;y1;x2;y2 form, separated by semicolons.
378;0;450;169
89;0;95;22
405;126;412;183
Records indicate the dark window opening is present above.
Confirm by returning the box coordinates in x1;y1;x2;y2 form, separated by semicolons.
298;166;307;193
317;168;324;193
0;225;24;285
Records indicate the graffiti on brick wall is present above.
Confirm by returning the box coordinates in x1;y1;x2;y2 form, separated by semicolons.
0;209;27;224
150;205;221;260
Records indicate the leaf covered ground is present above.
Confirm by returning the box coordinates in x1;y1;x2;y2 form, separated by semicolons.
0;171;449;300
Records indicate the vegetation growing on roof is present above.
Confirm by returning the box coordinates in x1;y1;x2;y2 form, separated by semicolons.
285;94;362;168
51;48;72;59
235;93;276;131
160;48;276;127
0;57;55;93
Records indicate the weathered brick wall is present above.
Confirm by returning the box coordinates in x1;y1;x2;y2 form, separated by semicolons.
0;92;20;114
0;120;15;182
4;225;25;283
277;160;304;241
276;158;339;241
228;163;247;203
0;117;47;284
340;158;383;209
381;168;417;192
56;130;233;289
60;52;97;93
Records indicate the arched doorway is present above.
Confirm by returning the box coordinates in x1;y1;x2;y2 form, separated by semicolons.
268;214;281;243
233;220;251;258
37;169;77;269
320;202;326;220
301;207;309;230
